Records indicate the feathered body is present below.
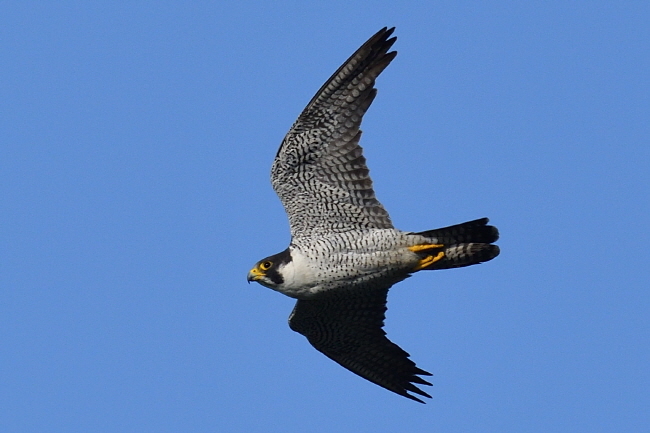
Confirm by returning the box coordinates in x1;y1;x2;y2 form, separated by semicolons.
247;28;499;403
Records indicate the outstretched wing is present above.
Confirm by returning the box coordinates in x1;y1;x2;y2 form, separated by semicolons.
288;288;433;403
271;27;397;239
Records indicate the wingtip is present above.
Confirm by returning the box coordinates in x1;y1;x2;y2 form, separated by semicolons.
367;26;397;54
402;387;432;404
374;26;395;38
405;394;428;404
404;377;433;402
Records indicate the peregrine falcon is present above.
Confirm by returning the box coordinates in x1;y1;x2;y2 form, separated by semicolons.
247;27;499;403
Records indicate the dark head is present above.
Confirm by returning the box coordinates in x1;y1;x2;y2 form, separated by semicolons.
247;248;292;289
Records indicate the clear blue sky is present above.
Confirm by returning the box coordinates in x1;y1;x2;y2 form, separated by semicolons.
2;1;648;432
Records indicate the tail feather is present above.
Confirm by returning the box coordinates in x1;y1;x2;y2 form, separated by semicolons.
415;218;499;244
426;243;499;270
414;218;500;271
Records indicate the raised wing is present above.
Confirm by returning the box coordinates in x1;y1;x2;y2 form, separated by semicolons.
271;27;397;239
288;288;433;403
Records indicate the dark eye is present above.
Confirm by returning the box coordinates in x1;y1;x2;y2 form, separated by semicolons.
260;261;272;271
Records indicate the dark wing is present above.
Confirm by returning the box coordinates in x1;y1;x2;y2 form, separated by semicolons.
288;288;432;403
271;27;397;239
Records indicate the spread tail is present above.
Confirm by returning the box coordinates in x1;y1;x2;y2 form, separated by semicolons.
412;218;500;270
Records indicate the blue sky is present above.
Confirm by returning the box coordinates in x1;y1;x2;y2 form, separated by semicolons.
1;1;649;432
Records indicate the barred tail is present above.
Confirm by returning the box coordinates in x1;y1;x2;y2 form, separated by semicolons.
414;218;500;270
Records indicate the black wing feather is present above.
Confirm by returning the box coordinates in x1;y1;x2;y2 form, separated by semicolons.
288;289;432;403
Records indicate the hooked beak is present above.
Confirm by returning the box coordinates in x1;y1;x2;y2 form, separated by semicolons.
247;268;264;283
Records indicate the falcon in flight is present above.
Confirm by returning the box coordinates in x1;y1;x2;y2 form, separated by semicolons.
247;27;499;403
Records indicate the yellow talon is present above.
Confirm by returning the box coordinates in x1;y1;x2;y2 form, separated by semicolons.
409;243;446;271
408;243;444;253
413;251;445;271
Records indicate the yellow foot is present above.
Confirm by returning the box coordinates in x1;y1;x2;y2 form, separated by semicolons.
408;243;444;253
413;252;445;271
408;244;445;271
